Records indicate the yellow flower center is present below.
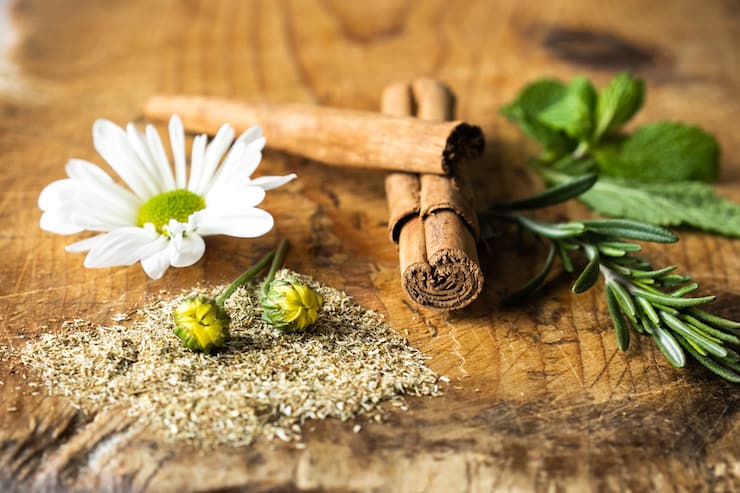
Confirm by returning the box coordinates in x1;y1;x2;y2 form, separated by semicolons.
137;189;205;233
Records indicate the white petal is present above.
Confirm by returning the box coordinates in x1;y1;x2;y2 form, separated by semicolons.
66;158;116;184
235;126;265;150
126;123;163;194
186;134;207;192
146;124;176;191
169;115;187;189
206;141;251;195
206;184;266;210
93;119;159;199
39;177;136;229
40;187;132;232
64;159;139;210
65;234;107;252
40;210;84;234
250;174;297;191
82;227;165;268
206;127;265;193
38;179;75;210
141;245;173;280
197;124;235;194
170;232;205;268
193;208;274;237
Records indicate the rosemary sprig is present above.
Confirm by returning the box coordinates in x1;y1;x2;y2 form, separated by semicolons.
480;175;740;383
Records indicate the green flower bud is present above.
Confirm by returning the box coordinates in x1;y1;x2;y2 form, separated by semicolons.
260;277;323;333
173;296;230;352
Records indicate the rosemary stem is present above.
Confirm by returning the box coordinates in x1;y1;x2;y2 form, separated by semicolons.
261;238;290;297
216;248;276;307
598;264;636;292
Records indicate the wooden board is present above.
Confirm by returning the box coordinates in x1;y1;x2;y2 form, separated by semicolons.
1;0;738;491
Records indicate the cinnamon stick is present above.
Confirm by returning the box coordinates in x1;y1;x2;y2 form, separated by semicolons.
144;94;484;176
384;82;427;287
383;80;483;310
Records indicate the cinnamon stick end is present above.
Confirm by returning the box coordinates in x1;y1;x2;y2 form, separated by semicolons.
402;248;484;311
442;123;485;175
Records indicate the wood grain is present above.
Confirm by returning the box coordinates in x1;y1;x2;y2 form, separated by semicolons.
1;0;738;491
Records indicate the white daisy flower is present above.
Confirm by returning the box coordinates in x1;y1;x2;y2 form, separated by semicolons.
39;115;296;280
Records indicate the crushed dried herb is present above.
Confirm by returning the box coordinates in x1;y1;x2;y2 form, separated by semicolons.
10;270;442;449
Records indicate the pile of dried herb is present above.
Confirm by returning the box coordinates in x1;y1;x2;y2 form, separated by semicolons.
13;270;442;449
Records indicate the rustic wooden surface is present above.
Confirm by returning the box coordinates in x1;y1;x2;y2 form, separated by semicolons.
1;0;738;491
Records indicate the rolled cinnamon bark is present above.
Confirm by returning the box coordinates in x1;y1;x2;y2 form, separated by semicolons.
383;82;428;292
383;80;483;310
144;94;484;176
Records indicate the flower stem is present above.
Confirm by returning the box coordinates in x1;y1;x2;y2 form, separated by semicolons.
261;238;290;297
215;248;276;307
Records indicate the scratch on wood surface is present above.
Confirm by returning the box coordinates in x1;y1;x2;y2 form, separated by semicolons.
11;252;33;296
701;404;729;457
0;269;133;301
554;342;585;388
588;347;620;390
401;299;438;337
445;320;469;378
499;347;528;378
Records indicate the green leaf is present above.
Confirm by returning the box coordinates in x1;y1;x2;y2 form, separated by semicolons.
551;155;598;175
630;265;677;279
594;122;721;183
607;280;637;322
516;215;585;239
572;244;601;294
675;335;740;383
596;242;641;253
594;72;645;140
725;359;740;373
501;79;576;159
544;170;740;237
597;245;627;257
591;136;624;175
635;296;660;325
660;311;727;358
489;173;597;210
651;324;686;368
538;76;597;140
687;308;740;332
557;242;574;272
726;348;740;363
633;289;715;308
581;219;677;243
670;283;699;297
682;315;740;344
605;283;631;351
503;243;556;304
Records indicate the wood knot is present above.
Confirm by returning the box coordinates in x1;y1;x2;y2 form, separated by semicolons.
543;27;659;70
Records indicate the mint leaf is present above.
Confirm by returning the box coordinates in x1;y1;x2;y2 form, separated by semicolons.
594;72;644;140
500;79;576;159
544;170;740;236
538;76;597;140
591;136;624;175
594;122;720;182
